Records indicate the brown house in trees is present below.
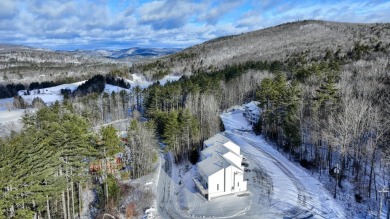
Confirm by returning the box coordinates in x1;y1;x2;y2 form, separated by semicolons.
89;156;122;174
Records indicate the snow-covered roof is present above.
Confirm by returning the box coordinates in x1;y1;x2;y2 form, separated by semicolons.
201;144;231;159
203;133;231;148
199;134;243;177
198;154;231;177
202;142;240;158
244;101;260;110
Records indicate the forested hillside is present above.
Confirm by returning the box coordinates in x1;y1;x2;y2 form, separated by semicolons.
135;20;390;214
135;20;390;79
0;45;129;84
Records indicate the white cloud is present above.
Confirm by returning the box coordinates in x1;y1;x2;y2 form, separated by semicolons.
235;10;263;29
0;0;389;50
138;0;201;30
198;0;244;25
0;0;18;19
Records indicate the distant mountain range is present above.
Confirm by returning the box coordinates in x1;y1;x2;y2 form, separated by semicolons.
0;44;181;60
62;47;182;60
0;44;51;52
0;44;181;82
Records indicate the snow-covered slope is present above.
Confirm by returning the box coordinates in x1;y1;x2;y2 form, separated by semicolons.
14;74;181;105
17;81;85;105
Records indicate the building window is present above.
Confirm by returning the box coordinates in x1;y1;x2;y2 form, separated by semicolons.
217;184;219;190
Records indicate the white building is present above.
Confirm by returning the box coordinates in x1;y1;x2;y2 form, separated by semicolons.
194;133;247;200
243;101;261;124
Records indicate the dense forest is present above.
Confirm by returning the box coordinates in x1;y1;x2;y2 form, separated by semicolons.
0;102;157;218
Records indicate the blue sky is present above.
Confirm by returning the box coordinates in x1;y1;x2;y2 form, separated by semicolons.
0;0;389;50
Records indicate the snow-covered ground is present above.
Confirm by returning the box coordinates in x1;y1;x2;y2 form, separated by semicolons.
221;107;346;218
0;97;14;111
220;107;252;131
126;74;181;89
17;81;85;105
0;109;32;136
0;109;25;123
80;186;98;219
12;74;182;105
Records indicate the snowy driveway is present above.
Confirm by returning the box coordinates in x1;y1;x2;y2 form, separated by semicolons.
221;108;346;219
225;130;346;218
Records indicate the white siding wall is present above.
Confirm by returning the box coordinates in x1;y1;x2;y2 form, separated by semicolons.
225;166;234;193
208;166;248;200
208;169;226;199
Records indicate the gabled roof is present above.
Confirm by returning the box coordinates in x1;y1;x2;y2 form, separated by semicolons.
202;142;241;158
198;154;231;177
203;133;231;148
199;133;244;177
201;143;231;159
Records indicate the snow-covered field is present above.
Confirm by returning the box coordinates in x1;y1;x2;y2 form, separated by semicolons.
17;81;85;105
13;74;182;105
126;74;181;89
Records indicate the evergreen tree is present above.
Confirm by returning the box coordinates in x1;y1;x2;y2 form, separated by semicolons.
100;125;121;157
163;111;179;160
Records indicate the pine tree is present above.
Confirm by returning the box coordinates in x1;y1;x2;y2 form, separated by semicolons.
100;125;121;157
163;111;179;161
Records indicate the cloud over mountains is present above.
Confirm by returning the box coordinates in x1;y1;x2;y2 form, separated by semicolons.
0;0;389;50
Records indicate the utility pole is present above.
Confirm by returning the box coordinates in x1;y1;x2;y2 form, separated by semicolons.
387;194;390;219
334;164;340;199
378;187;389;219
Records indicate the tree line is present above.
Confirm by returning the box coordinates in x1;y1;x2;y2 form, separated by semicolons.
0;99;158;218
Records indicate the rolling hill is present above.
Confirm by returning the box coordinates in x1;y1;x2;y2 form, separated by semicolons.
135;20;390;77
0;44;180;83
